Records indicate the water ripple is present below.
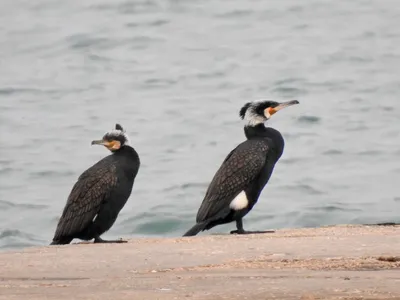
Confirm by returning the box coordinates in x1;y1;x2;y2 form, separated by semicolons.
0;229;44;249
131;217;182;235
214;9;254;19
322;149;343;155
29;169;76;178
163;182;208;192
280;184;324;195
0;87;50;95
66;35;111;50
1;0;400;251
0;229;41;241
357;150;382;156
305;204;362;213
272;86;307;96
0;200;48;210
126;19;169;28
297;115;321;124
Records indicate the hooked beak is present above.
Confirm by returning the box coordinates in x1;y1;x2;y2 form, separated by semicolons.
270;100;299;115
91;139;109;146
91;139;121;151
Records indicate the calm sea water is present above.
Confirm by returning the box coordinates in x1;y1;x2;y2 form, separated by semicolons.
1;0;399;250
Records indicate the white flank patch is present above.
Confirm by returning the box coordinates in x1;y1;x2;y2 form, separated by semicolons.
229;191;249;210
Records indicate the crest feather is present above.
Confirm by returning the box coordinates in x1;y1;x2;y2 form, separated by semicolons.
103;123;130;145
115;123;124;132
239;102;251;119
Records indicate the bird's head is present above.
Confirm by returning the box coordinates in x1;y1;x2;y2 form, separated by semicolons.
239;100;299;126
91;123;130;152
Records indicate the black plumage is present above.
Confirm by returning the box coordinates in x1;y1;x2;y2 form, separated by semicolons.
51;124;140;245
183;100;299;236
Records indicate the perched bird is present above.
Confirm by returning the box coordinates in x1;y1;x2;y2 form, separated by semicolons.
183;100;299;236
50;124;140;245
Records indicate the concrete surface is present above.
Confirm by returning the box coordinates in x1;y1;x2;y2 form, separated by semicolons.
0;225;399;299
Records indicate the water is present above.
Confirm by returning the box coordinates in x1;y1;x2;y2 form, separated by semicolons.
1;0;399;250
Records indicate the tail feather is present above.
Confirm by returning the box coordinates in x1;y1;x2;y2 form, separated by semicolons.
50;237;73;245
183;222;207;237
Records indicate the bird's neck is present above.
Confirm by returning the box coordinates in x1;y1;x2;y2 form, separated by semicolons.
113;145;140;163
243;124;268;139
112;145;140;178
244;124;285;158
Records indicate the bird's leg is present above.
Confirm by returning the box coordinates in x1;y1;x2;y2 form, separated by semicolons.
93;235;127;244
230;218;275;234
230;218;245;234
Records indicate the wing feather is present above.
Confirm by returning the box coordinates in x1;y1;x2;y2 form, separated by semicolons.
196;139;269;222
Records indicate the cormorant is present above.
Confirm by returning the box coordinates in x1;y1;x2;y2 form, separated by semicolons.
50;124;140;245
183;100;299;236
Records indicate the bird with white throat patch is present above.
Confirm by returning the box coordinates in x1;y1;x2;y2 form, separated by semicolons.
183;100;299;236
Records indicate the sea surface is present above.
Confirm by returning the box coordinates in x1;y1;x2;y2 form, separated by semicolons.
1;0;399;250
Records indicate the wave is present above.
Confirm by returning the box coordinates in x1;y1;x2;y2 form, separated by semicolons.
162;182;208;192
0;229;44;250
0;199;48;210
297;115;321;124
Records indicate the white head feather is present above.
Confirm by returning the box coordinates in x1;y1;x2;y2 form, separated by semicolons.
103;124;130;145
242;101;269;126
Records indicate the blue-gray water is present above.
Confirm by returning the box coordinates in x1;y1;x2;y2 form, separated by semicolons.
1;0;399;250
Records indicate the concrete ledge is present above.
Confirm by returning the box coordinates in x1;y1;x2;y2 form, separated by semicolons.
0;225;399;299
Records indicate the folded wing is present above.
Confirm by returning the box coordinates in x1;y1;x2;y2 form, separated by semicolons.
53;159;118;240
196;139;269;223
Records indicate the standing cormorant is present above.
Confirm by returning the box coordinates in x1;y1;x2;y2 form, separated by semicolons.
50;124;140;245
183;100;299;236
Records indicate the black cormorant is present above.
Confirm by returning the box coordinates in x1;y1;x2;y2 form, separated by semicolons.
50;124;140;245
183;100;299;236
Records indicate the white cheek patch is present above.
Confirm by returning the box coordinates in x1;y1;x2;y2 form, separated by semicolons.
229;191;249;210
245;110;266;126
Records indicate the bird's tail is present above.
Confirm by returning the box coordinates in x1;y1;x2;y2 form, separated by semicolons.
50;237;73;245
183;222;207;237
